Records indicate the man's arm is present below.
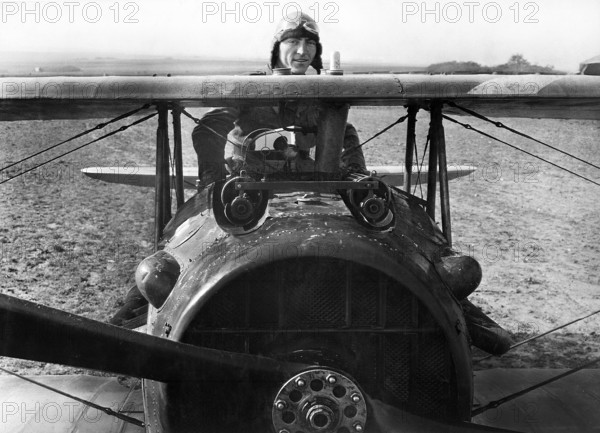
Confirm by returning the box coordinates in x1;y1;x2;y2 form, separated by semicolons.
192;107;239;183
341;122;367;172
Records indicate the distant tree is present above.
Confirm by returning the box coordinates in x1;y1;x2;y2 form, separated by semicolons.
426;54;562;75
426;61;489;74
500;53;530;73
495;54;560;74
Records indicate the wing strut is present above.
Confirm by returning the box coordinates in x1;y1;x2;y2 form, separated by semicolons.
427;102;453;246
172;104;186;208
433;102;452;246
155;104;172;250
403;105;418;193
316;102;349;176
426;109;438;219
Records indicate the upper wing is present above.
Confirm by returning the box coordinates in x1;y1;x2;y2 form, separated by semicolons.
1;74;599;121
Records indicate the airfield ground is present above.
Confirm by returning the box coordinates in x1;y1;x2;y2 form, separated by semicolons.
0;107;599;375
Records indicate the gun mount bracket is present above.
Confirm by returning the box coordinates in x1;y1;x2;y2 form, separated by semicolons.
235;180;379;194
341;176;395;231
214;176;269;233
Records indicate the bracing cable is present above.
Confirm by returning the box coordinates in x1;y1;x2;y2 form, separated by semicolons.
0;104;151;174
442;114;600;187
446;101;600;171
0;113;157;185
0;366;144;428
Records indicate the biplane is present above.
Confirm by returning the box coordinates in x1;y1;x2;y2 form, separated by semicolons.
0;70;599;433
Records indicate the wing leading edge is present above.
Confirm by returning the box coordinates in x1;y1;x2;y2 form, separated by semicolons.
1;74;600;121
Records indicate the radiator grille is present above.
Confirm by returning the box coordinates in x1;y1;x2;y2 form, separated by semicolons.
181;257;458;424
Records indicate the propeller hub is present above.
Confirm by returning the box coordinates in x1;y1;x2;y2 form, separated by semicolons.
306;404;334;430
272;369;367;433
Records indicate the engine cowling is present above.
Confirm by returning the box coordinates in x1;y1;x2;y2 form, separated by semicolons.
144;186;473;433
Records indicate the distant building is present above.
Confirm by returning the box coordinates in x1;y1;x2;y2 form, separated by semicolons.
580;55;600;75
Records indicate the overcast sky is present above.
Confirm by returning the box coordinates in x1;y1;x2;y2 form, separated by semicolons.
1;0;599;72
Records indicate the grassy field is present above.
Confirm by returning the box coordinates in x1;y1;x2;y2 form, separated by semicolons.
0;105;599;375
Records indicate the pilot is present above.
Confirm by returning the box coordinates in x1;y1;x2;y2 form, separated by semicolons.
111;14;366;327
192;12;367;186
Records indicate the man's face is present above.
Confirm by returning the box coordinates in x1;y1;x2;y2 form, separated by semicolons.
277;37;317;75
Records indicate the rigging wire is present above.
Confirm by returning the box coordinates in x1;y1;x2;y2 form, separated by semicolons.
0;104;151;174
0;366;144;428
341;114;409;158
472;357;600;416
446;101;600;171
0;113;157;186
169;107;197;190
411;139;420;195
412;134;429;199
475;307;600;363
442;114;600;187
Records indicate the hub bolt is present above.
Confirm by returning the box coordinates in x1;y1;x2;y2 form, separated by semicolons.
353;422;363;432
351;393;361;403
279;430;290;433
326;374;337;384
275;400;287;410
296;378;306;387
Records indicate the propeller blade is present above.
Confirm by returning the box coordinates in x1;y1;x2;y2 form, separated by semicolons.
0;293;305;382
366;396;522;433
